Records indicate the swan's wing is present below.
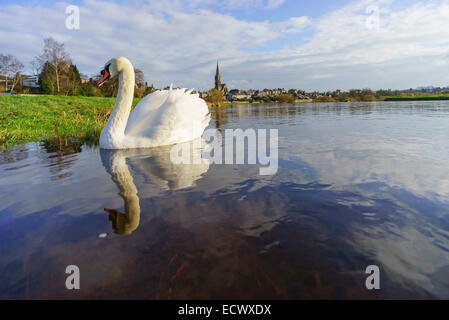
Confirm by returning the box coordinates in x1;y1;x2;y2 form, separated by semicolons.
125;90;170;136
125;88;210;146
149;88;210;145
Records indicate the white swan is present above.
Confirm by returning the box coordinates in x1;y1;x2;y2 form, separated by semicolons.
98;57;210;149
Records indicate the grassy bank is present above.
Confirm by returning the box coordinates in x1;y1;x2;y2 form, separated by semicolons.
0;95;141;149
384;95;449;101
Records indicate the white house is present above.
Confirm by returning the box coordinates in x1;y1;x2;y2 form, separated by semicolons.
22;75;39;88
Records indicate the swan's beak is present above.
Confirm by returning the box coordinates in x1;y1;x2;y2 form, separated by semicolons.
98;70;110;87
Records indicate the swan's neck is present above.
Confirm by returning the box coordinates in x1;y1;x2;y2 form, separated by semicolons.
102;65;135;147
110;152;140;234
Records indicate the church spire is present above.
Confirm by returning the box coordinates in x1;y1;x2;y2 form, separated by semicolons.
215;61;222;90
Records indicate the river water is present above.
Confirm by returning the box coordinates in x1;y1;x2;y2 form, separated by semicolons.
1;102;449;299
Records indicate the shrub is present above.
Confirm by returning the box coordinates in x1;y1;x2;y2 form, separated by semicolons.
206;88;224;107
313;96;335;102
277;94;295;104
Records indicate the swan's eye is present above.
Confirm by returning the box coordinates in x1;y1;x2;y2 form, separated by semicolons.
101;70;105;75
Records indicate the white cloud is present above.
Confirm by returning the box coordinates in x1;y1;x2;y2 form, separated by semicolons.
265;0;285;9
279;16;311;34
0;0;448;90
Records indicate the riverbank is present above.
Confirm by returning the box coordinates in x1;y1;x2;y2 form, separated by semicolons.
384;95;449;101
0;95;141;149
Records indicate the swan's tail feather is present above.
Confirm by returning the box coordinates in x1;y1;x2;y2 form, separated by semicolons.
164;86;196;95
202;112;211;128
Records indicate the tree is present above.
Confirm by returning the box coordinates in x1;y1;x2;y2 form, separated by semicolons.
79;83;95;96
277;94;295;104
68;64;82;95
206;88;224;107
145;83;156;96
39;61;56;94
360;88;376;101
0;54;24;93
313;95;335;102
135;68;145;87
34;37;71;94
30;59;42;76
134;68;146;98
12;72;24;94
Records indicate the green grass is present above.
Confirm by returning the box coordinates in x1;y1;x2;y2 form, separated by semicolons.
0;95;141;149
384;94;449;101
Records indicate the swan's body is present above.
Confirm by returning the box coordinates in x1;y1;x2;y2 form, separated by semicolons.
99;57;210;149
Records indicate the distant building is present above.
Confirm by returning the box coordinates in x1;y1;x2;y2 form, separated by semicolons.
255;90;269;97
80;73;90;84
232;94;251;101
22;75;39;88
215;62;228;94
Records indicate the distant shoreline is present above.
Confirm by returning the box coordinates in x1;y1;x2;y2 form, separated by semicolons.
225;96;449;105
6;93;449;103
384;96;449;101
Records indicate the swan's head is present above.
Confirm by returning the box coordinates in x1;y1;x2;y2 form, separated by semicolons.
98;57;132;87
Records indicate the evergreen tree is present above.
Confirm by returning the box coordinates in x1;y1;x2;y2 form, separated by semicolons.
38;61;56;94
68;64;82;96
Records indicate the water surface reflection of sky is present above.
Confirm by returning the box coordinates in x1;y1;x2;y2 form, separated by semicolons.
0;102;448;299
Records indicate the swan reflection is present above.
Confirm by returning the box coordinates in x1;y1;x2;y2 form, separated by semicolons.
100;140;210;234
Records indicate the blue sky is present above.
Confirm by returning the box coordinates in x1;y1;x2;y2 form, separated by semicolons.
0;0;352;18
0;0;448;91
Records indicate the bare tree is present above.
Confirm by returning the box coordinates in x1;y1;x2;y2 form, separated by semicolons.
34;37;71;94
0;54;24;92
30;59;42;76
135;68;145;87
134;68;146;98
11;72;23;93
